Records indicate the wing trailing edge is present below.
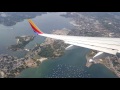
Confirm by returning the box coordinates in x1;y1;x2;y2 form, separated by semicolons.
28;20;120;55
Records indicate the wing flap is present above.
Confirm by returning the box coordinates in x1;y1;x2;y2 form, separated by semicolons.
28;20;120;55
40;34;120;51
65;41;118;55
65;40;120;51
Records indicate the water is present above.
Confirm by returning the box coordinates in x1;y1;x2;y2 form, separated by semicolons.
0;12;72;58
0;12;118;78
18;47;117;78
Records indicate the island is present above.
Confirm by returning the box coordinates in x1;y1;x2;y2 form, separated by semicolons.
0;28;70;78
1;12;120;78
8;35;35;51
25;28;70;59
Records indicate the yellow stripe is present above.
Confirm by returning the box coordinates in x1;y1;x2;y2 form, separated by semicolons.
28;19;42;32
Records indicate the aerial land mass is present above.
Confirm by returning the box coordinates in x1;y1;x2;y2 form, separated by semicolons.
0;28;70;78
1;12;120;77
86;50;120;77
61;12;120;77
0;12;47;26
8;35;35;51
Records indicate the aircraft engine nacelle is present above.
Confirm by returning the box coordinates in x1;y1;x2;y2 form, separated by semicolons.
65;45;76;50
89;52;111;62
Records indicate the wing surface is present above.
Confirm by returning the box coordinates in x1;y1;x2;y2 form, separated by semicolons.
28;19;120;55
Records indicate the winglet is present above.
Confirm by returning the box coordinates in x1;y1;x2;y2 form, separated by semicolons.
28;19;43;34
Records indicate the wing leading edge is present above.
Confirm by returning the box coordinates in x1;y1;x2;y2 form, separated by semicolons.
28;19;120;55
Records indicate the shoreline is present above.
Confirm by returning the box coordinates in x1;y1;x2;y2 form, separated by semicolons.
1;12;120;78
0;28;70;78
86;50;120;78
8;35;35;51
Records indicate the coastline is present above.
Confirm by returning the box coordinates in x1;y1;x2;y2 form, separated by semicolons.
86;50;120;78
1;12;120;78
63;12;120;78
8;35;35;51
0;28;70;78
86;50;95;67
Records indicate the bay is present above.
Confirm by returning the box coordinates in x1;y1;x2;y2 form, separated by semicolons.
0;12;118;78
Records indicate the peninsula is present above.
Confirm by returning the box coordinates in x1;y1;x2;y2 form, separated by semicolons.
86;50;120;77
61;12;120;77
0;28;70;78
1;12;120;78
8;35;35;51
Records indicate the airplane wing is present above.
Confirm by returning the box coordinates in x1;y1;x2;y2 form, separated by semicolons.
28;19;120;55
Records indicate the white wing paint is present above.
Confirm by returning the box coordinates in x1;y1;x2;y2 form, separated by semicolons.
28;19;120;55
